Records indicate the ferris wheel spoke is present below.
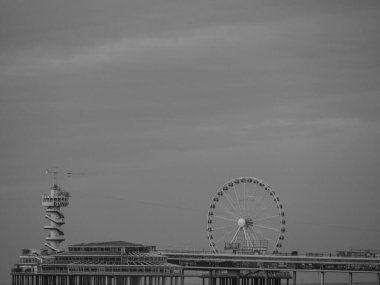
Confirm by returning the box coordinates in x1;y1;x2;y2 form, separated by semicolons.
242;227;249;248
243;227;253;248
245;201;265;220
266;236;277;248
224;191;240;216
213;224;237;231
234;183;244;216
230;227;241;244
214;226;239;244
253;214;279;222
246;194;266;212
256;228;277;248
251;204;272;220
245;202;261;218
246;227;258;243
218;202;239;219
246;195;260;203
243;182;247;214
213;215;237;223
232;185;243;216
252;193;269;212
254;227;265;240
255;224;280;232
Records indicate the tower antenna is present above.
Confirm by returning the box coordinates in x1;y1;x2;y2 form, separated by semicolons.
45;168;60;190
45;168;85;190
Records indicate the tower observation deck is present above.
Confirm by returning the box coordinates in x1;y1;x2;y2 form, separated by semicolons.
42;171;70;253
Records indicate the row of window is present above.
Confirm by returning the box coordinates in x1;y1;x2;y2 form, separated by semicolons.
69;247;150;253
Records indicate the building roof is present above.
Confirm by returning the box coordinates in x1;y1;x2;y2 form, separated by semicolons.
70;241;146;247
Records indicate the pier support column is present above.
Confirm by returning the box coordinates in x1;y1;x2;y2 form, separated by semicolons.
234;276;239;285
131;277;141;285
377;273;380;285
320;272;324;285
209;271;214;285
292;272;296;285
348;272;352;285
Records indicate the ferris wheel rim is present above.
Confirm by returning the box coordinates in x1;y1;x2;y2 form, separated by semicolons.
207;176;285;254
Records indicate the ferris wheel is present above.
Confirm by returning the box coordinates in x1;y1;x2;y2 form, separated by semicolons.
207;177;285;254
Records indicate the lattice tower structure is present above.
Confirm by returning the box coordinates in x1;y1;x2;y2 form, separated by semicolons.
42;183;70;253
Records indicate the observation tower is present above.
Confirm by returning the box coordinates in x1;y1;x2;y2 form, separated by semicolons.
42;170;70;253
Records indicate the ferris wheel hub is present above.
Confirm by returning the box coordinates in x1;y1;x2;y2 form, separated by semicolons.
237;218;246;228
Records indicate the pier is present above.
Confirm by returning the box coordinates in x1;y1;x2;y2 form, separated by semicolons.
10;176;380;285
11;246;380;285
161;250;380;285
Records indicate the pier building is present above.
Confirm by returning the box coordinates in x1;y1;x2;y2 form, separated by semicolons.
12;241;182;285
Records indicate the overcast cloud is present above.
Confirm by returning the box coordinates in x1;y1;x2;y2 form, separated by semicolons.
1;1;380;283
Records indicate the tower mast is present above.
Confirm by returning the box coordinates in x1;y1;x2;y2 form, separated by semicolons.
42;169;70;253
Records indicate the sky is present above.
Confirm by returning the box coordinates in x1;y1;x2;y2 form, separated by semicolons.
1;0;380;283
